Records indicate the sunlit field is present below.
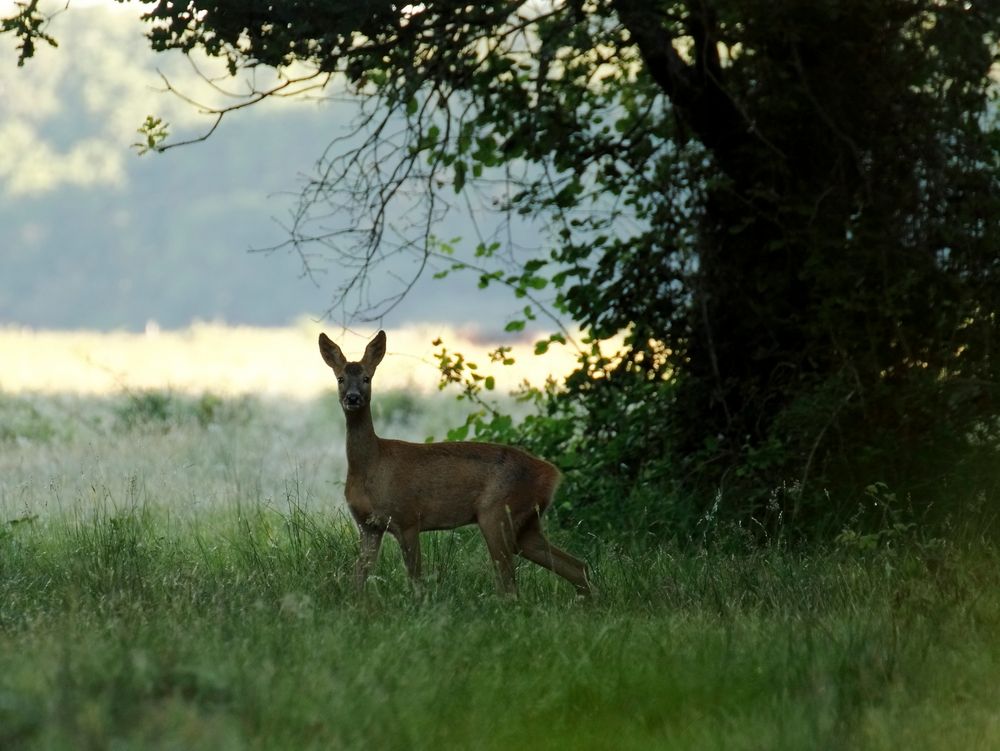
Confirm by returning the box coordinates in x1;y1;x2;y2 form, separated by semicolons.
2;325;999;749
0;320;583;397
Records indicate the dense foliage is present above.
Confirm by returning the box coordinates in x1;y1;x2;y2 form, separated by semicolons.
7;1;1000;535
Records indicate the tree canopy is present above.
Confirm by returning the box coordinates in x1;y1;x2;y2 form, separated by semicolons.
8;0;1000;535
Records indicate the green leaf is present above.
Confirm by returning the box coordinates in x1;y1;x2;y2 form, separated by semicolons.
504;320;526;332
525;276;547;290
489;413;514;435
524;259;546;273
478;270;502;289
475;242;501;258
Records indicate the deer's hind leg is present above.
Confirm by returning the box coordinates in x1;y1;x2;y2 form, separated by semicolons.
517;517;592;595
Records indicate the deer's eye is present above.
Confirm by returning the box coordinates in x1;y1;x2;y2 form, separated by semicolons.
337;376;344;384
362;376;370;384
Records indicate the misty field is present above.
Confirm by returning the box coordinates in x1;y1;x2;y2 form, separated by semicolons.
2;387;999;750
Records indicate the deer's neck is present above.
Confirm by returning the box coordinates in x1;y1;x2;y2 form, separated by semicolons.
344;405;380;474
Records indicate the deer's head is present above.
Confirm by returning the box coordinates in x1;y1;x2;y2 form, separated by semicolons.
318;331;386;412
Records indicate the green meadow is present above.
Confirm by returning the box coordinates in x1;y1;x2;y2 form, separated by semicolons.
2;391;998;750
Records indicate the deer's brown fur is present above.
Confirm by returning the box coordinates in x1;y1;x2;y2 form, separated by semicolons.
319;330;591;595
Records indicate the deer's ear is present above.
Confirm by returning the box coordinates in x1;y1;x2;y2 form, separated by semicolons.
363;330;387;370
318;333;347;374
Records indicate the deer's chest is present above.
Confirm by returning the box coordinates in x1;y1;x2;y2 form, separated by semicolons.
344;471;396;527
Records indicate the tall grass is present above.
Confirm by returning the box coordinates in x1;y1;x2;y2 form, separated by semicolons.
1;392;999;750
3;499;998;750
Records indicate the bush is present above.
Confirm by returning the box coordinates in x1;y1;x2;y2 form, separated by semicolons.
433;334;1000;542
0;395;55;444
113;391;255;432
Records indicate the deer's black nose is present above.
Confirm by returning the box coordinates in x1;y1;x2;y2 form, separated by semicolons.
344;393;362;408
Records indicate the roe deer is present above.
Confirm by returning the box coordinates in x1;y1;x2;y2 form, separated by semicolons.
319;330;591;595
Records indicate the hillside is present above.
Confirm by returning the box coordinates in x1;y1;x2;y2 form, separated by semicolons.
0;3;524;332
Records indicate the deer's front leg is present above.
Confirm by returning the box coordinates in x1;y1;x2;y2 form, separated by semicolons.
355;523;384;590
394;526;422;582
